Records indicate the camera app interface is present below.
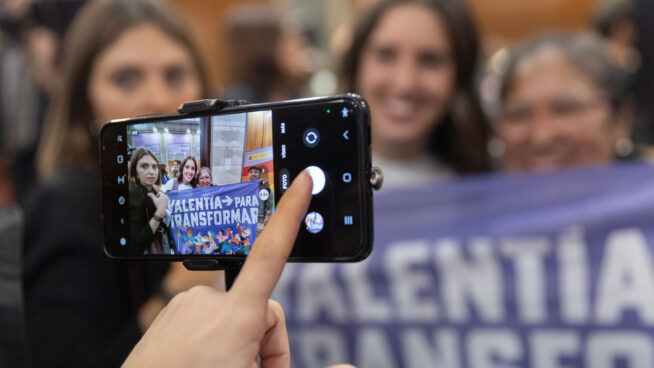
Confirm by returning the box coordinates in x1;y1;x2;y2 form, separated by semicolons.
123;111;273;256
103;97;368;260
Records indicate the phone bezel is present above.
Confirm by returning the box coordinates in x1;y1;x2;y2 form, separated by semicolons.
99;94;373;263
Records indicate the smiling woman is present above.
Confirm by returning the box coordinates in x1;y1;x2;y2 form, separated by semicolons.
339;0;490;189
496;32;633;172
162;154;198;192
196;167;213;188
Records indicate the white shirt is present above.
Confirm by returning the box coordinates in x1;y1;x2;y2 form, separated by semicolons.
161;178;194;193
372;153;454;191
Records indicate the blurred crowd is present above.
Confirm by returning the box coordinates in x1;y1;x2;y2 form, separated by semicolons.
0;0;653;366
1;0;649;203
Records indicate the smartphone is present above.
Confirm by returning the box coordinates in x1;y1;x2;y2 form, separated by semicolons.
100;94;373;262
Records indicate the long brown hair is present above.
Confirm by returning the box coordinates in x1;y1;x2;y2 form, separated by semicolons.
36;0;208;179
339;0;490;173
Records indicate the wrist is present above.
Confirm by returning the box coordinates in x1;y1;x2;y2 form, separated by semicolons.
152;213;164;222
138;296;166;332
155;207;167;218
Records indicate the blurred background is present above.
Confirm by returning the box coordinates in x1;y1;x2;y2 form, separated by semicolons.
2;0;652;205
176;0;603;91
2;1;654;366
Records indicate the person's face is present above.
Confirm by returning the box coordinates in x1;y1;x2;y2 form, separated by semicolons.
356;4;455;156
248;169;261;180
136;154;158;190
182;159;196;185
88;23;202;127
497;50;628;172
198;171;211;187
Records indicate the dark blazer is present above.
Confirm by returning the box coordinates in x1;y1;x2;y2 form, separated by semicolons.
128;185;157;255
23;168;167;367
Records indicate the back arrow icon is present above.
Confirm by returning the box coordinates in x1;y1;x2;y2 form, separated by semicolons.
343;130;349;140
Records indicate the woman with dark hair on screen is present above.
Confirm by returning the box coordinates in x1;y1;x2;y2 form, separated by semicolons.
339;0;490;189
128;147;171;255
23;0;219;366
161;154;197;192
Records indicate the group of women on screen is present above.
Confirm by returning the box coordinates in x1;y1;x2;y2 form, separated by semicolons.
23;0;637;365
127;149;217;255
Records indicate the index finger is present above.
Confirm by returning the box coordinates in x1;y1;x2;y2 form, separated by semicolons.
230;170;312;302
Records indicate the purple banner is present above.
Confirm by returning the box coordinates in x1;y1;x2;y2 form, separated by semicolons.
274;162;654;368
166;181;259;255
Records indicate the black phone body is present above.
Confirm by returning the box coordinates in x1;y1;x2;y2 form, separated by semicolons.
100;94;373;262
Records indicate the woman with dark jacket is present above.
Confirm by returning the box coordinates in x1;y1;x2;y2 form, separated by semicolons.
128;147;170;255
22;0;218;366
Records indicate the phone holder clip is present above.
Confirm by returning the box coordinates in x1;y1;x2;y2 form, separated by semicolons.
182;259;244;290
177;98;252;289
177;98;251;114
369;166;383;191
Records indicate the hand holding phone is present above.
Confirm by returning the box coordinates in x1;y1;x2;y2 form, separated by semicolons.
100;94;374;262
124;171;313;367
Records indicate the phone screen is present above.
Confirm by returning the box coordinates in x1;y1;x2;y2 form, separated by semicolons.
101;96;373;262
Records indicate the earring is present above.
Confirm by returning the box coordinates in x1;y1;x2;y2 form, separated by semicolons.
615;137;634;158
